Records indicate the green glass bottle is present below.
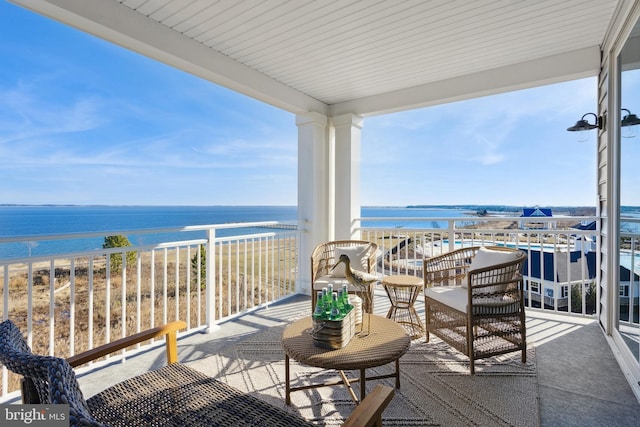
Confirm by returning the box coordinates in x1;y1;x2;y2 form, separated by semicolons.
330;292;343;320
341;285;353;312
313;291;325;319
337;289;346;313
321;287;330;316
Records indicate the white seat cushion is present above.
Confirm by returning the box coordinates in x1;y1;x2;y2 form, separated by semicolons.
424;286;468;313
425;285;516;314
330;245;370;277
469;246;519;271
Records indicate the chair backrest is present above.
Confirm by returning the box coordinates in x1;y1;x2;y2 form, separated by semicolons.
424;246;526;289
0;320;103;427
467;247;527;297
310;240;378;283
423;246;481;287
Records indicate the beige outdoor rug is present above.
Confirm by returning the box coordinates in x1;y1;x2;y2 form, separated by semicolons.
189;322;539;427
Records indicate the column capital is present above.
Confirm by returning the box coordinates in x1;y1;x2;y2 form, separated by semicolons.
296;111;328;127
331;113;363;129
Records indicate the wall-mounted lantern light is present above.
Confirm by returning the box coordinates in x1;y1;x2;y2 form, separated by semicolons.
621;108;640;138
567;113;603;141
567;113;602;132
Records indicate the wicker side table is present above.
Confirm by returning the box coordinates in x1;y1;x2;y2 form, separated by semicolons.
382;275;424;339
281;315;410;405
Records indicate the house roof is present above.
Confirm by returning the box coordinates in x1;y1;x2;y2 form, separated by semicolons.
572;221;598;230
521;208;553;218
10;0;622;116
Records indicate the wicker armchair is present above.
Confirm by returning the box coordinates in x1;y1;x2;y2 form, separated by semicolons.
423;246;527;374
311;240;379;313
0;320;394;427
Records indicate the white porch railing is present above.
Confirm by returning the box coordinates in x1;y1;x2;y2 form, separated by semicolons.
0;222;298;398
3;213;637;400
358;215;601;317
620;218;640;329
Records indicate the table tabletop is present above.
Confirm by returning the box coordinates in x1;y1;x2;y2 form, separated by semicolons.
382;274;423;288
281;314;410;371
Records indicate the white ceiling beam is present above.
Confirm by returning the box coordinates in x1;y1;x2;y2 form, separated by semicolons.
10;0;328;115
330;46;602;117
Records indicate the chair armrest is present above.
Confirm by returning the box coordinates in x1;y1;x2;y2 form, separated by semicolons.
310;253;331;284
310;241;334;283
67;320;187;368
342;384;395;427
365;246;378;274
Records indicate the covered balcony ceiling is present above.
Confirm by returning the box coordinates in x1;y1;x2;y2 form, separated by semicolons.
13;0;620;116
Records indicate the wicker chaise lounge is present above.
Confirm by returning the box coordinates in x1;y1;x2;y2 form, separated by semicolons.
423;246;527;374
0;320;394;427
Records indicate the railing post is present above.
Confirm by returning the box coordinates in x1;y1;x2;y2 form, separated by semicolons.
448;220;455;252
206;228;218;332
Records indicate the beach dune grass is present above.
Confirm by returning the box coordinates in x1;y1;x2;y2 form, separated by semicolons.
0;239;297;395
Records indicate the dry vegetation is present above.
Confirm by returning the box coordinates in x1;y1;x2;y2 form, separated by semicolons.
1;239;297;395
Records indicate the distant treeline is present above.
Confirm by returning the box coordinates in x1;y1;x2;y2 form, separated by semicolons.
405;205;598;216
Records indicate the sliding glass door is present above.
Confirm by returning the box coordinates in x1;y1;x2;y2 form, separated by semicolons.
618;15;640;379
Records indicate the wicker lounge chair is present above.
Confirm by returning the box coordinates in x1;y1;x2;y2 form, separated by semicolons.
423;246;527;374
311;240;379;313
0;319;394;427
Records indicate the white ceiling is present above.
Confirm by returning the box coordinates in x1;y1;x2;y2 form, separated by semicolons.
11;0;622;116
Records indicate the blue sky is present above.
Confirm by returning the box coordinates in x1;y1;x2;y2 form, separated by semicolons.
1;2;636;207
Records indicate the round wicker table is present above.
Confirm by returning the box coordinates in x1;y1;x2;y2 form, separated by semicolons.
382;274;425;339
281;314;410;405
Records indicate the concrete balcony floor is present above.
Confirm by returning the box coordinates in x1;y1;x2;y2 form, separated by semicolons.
77;289;640;427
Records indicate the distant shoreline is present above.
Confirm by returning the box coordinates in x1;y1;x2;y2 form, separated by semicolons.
0;204;612;210
0;204;297;208
0;205;608;260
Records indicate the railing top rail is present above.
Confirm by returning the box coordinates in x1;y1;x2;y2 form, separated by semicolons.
0;239;208;265
0;227;300;265
356;216;599;222
215;230;297;242
0;221;297;244
357;227;598;235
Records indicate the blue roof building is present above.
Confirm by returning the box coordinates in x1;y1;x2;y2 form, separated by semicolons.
519;207;555;230
521;207;553;218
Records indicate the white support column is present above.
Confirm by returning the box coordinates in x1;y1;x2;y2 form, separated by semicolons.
333;114;364;240
296;112;331;296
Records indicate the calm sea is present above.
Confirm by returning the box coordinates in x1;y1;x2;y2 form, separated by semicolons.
0;205;469;259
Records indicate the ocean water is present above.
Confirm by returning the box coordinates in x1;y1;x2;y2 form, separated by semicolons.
361;206;468;228
0;205;470;259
